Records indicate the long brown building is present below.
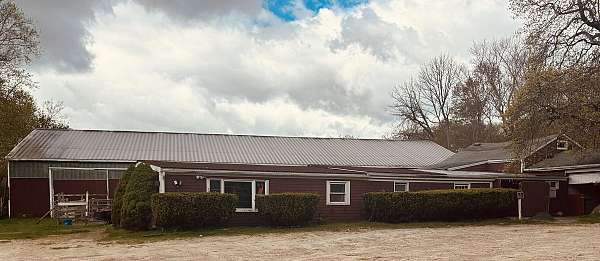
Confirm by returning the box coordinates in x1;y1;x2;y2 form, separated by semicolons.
5;129;565;221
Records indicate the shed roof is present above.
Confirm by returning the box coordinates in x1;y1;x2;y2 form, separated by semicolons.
6;129;454;167
528;150;600;169
431;134;561;170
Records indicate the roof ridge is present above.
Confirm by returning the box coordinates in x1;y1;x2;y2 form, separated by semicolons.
32;128;435;143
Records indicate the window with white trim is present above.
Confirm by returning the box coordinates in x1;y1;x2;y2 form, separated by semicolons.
394;182;409;192
454;183;470;190
206;178;269;212
556;140;569;150
326;181;350;205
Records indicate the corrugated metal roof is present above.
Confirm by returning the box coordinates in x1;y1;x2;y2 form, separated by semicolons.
6;129;454;167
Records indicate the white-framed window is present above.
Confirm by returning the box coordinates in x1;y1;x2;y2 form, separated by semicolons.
326;181;350;205
556;140;569;150
394;182;409;192
206;178;269;212
454;183;470;190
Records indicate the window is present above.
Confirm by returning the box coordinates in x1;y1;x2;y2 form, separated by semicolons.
209;179;222;193
206;179;269;212
557;140;569;150
326;181;350;205
454;183;470;190
394;182;408;192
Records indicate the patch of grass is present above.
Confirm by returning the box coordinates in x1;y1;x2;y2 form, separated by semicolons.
576;214;600;224
103;218;545;243
0;218;102;240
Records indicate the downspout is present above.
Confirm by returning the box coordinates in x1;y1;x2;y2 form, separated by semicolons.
148;164;165;193
159;171;165;193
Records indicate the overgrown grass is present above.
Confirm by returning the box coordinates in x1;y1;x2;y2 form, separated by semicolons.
103;217;543;243
0;218;102;240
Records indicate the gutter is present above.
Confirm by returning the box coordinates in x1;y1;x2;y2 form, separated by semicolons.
524;163;600;172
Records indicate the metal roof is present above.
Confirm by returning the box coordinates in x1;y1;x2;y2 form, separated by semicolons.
6;129;454;167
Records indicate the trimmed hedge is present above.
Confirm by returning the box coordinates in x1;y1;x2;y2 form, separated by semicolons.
364;188;518;222
120;163;159;230
151;192;238;230
256;193;320;226
111;165;135;227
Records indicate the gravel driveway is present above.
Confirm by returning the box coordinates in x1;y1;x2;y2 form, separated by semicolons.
2;223;600;260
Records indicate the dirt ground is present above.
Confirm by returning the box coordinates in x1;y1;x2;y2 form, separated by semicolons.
2;223;600;260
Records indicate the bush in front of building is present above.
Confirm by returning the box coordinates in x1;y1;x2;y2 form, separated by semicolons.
255;193;320;226
111;165;135;227
151;192;238;230
364;188;518;222
119;163;159;230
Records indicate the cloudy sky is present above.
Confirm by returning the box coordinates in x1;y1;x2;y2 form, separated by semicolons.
17;0;520;138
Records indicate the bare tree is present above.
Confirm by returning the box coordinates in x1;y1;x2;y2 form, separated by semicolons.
390;78;435;140
390;54;464;148
510;0;600;67
470;37;529;128
418;54;464;147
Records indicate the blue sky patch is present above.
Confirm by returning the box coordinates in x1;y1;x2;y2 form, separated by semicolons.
264;0;368;21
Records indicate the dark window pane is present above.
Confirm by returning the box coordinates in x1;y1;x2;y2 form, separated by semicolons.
256;181;266;195
395;183;407;192
330;194;346;203
209;179;221;193
330;183;346;193
224;181;252;208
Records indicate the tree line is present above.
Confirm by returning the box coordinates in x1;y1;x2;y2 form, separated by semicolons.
0;1;67;217
391;0;600;156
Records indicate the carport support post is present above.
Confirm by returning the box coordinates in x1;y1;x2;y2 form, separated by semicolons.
48;168;54;218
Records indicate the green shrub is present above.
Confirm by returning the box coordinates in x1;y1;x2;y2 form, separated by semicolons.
151;192;238;230
256;193;320;226
364;188;518;222
111;165;135;227
120;163;158;230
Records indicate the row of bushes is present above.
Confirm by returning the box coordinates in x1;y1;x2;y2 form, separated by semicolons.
151;192;320;229
152;193;238;229
112;169;518;230
364;188;518;222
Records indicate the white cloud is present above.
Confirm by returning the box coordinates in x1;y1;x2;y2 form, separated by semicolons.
30;0;519;138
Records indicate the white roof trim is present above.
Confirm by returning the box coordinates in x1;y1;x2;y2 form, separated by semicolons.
525;163;600;172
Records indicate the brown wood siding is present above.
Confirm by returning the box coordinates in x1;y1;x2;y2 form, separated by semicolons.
10;178;49;217
53;180;108;196
549;181;569;215
524;136;573;167
165;174;394;221
108;179;120;198
165;174;207;193
410;182;453;191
